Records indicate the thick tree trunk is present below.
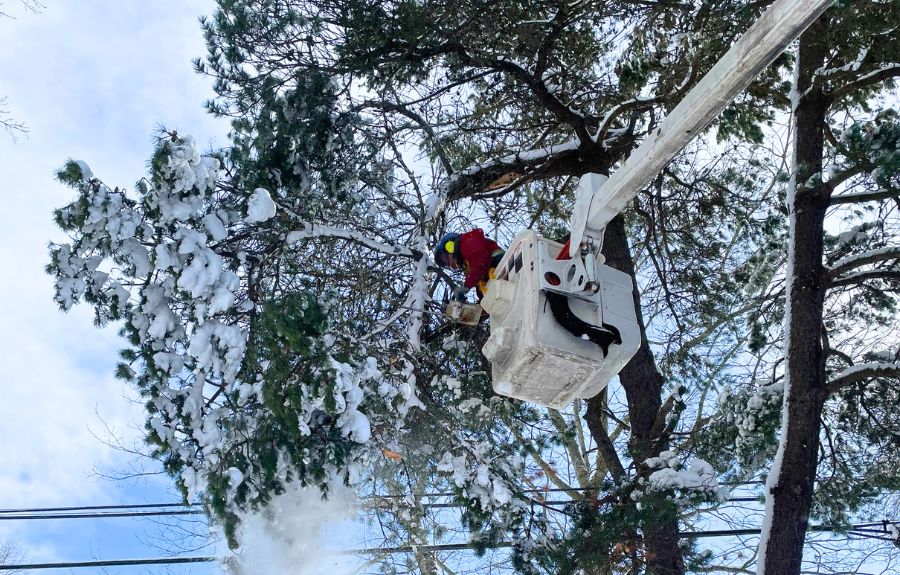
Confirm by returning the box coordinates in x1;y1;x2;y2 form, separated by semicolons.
757;18;830;575
599;215;685;575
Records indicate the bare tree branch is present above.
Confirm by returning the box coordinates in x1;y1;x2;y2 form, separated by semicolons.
827;247;900;280
0;0;44;17
0;539;27;574
828;268;900;290
361;98;455;176
594;95;667;145
285;223;419;259
0;97;27;141
827;362;900;395
829;188;899;205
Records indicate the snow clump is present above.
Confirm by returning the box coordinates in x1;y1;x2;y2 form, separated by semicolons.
222;482;360;575
640;451;728;504
246;187;277;222
74;160;93;180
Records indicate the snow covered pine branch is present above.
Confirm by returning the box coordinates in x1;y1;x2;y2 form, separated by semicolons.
47;134;412;546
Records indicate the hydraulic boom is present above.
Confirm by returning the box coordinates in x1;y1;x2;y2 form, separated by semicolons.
483;0;835;408
570;0;835;253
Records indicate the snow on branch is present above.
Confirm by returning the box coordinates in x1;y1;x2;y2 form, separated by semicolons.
455;139;581;178
828;63;900;103
828;268;900;290
827;362;900;394
638;451;727;502
447;139;583;199
286;223;417;258
814;46;870;79
827;246;900;280
592;95;667;145
830;188;899;205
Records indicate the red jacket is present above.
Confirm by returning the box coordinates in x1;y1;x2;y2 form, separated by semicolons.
458;229;502;289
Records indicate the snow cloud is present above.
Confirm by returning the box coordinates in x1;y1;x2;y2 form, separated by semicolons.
223;483;362;575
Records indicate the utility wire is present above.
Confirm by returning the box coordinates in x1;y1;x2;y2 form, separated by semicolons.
1;521;896;570
0;503;194;514
0;495;765;522
0;557;214;571
0;510;203;521
0;483;767;516
345;521;900;554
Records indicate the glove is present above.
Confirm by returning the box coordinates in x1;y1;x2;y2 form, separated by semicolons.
452;285;468;302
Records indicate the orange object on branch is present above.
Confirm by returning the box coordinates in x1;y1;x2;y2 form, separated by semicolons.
381;448;402;461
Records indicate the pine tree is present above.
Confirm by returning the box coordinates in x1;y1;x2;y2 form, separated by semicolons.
49;134;411;548
187;0;783;571
47;0;900;573
751;2;900;573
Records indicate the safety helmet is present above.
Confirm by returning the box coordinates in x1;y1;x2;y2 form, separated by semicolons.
433;232;460;267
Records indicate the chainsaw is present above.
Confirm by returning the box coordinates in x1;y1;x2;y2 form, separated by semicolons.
443;300;483;326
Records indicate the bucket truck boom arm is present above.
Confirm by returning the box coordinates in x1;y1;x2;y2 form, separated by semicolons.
570;0;835;254
482;0;834;408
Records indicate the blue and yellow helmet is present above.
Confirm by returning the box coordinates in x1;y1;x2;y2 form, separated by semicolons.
433;232;460;267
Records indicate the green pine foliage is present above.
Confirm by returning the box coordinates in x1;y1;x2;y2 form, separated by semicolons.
49;133;407;549
48;0;900;571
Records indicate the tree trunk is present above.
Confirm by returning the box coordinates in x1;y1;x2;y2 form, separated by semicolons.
585;391;626;482
757;17;830;575
600;215;685;575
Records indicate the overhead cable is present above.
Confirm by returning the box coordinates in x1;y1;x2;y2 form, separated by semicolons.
1;520;896;571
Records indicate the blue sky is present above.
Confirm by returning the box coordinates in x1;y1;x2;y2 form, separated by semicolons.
0;1;228;572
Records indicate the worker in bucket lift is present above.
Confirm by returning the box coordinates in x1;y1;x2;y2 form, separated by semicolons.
433;229;505;302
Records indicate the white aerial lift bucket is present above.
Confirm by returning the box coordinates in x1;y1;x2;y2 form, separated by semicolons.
481;230;640;409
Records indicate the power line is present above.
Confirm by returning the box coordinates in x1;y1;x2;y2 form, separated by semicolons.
364;483;764;499
2;521;895;570
0;503;194;514
0;556;214;571
0;510;203;521
0;557;214;571
0;495;764;522
0;480;766;518
345;521;900;554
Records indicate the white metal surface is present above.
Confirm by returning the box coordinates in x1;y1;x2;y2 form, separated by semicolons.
482;230;640;408
570;0;834;254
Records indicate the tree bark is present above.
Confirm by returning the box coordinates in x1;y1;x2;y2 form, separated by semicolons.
585;392;626;482
601;215;686;575
757;17;830;575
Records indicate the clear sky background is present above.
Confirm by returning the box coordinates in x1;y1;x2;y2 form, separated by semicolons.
0;1;228;571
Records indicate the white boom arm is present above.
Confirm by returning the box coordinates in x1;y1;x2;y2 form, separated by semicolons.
570;0;834;255
482;0;834;408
